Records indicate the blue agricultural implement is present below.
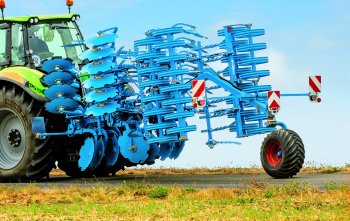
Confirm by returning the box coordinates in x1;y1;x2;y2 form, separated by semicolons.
0;1;321;181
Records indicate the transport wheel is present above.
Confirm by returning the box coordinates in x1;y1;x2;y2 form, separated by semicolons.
0;85;54;181
260;129;305;178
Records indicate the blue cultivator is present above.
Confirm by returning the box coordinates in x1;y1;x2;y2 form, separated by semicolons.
32;23;321;178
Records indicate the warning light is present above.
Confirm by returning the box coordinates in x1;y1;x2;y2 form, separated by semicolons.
66;0;74;6
227;26;231;33
66;0;74;13
0;0;5;20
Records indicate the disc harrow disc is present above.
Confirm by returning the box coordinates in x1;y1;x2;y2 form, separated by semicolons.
79;47;114;61
82;74;117;89
89;137;106;169
42;71;76;86
145;143;160;164
169;141;185;159
85;102;119;116
41;57;74;73
84;33;118;46
84;87;118;103
159;143;174;161
44;85;77;100
106;133;119;167
118;130;150;163
81;60;116;75
45;98;79;114
78;137;95;171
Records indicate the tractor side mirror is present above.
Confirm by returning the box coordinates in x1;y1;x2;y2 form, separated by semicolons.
43;25;55;42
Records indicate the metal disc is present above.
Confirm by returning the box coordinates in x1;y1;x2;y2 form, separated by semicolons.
85;102;119;116
79;47;114;61
89;137;106;169
105;133;119;167
145;143;160;164
44;85;77;100
42;71;76;86
82;74;117;89
81;60;116;75
118;130;149;163
45;98;79;114
84;87;118;103
84;33;118;46
78;137;95;171
159;142;175;161
169;141;185;159
41;57;74;73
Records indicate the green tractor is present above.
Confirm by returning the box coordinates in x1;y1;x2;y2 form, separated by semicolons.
0;14;86;181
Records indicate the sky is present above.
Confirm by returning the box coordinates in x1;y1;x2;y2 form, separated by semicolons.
5;0;350;168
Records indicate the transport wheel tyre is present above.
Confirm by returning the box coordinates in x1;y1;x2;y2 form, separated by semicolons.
0;85;54;181
260;129;305;178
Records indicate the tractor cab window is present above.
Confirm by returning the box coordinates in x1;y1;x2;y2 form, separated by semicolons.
0;27;8;65
28;21;84;68
11;23;25;66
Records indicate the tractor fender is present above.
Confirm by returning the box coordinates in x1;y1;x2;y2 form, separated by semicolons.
0;67;47;102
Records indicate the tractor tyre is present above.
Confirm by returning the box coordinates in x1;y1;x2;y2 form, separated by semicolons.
260;129;305;178
0;85;55;182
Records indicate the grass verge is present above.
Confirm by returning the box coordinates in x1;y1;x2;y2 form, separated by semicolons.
0;181;349;220
50;164;350;177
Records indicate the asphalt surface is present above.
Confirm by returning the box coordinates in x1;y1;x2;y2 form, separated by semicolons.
3;173;350;188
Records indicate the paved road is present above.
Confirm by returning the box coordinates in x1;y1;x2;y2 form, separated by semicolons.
4;173;350;188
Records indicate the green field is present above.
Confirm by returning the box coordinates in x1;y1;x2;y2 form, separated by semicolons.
0;181;349;220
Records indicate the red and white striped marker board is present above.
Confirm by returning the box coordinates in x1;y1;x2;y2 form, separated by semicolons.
192;80;205;98
309;75;321;93
192;80;206;109
268;90;280;113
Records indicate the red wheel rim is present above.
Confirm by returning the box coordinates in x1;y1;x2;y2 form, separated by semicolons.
266;140;282;167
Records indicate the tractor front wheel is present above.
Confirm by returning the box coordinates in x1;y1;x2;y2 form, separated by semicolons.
260;129;305;178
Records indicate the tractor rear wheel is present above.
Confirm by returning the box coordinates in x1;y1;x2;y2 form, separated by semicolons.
0;85;55;181
260;129;305;178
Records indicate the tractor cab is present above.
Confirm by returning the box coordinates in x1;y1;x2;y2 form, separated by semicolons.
0;14;85;70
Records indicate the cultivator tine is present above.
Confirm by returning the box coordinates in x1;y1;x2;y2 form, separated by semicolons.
134;24;203;156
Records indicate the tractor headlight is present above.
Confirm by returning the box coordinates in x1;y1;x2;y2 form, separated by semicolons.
34;18;39;23
29;18;34;24
72;15;80;22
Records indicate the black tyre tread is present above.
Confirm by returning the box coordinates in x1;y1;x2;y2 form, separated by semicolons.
0;84;55;181
260;129;305;178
